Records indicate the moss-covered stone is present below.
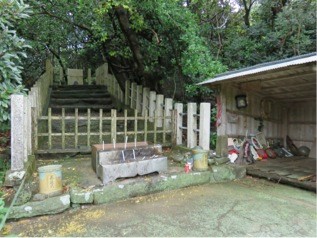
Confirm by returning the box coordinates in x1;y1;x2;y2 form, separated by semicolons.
93;172;211;205
211;164;246;182
70;187;94;204
8;193;70;219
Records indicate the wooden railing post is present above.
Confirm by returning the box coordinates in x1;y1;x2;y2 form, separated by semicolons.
199;103;211;150
187;103;197;148
174;103;183;145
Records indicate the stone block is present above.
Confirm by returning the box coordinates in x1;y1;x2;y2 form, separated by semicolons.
211;164;246;182
93;171;211;205
8;193;70;219
70;187;94;204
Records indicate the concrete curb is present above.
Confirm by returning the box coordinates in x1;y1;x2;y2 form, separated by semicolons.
8;164;246;219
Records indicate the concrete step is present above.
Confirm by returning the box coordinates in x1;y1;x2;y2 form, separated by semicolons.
52;85;107;90
50;98;113;105
51;92;111;99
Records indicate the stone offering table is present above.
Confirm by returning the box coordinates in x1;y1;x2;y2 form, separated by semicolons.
91;142;167;184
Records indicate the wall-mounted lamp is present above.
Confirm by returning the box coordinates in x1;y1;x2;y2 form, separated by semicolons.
235;94;247;109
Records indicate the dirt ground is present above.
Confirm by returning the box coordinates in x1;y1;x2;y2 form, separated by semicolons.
4;177;316;237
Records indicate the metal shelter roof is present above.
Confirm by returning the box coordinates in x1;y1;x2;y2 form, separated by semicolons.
199;53;317;103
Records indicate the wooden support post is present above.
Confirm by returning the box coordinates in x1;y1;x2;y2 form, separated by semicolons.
216;86;228;156
187;102;197;148
199;103;211;150
142;87;150;116
125;80;131;106
149;91;156;122
156;94;164;128
130;82;137;109
136;85;143;113
164;98;173;130
174;103;183;145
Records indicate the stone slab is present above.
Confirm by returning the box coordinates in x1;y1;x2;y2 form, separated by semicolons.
100;156;168;184
91;142;148;172
9;193;70;219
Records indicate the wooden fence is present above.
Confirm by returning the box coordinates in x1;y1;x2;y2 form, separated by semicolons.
94;64;211;150
34;108;174;154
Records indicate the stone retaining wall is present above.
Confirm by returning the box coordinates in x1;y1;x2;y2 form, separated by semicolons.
8;164;246;219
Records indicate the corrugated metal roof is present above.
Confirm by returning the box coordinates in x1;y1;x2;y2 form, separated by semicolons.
198;52;317;86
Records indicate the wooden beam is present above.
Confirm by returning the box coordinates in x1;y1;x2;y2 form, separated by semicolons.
263;89;316;97
261;78;316;90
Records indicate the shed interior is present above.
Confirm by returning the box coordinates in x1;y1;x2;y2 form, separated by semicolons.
202;56;316;158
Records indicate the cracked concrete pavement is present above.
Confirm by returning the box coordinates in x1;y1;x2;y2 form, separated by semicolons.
4;177;317;237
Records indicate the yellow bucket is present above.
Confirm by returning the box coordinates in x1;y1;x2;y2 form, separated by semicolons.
192;146;209;171
38;165;62;195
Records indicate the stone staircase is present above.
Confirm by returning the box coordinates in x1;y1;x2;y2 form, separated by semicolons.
49;85;114;112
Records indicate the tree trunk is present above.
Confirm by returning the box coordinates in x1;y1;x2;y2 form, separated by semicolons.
114;5;145;82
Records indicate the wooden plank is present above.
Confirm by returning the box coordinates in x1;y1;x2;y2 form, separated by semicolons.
87;108;91;146
48;108;52;149
62;108;65;149
75;108;78;148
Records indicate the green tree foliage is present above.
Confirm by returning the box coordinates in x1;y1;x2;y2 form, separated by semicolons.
0;0;31;131
11;0;316;102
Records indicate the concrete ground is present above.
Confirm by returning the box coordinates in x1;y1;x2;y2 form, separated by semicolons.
4;177;316;237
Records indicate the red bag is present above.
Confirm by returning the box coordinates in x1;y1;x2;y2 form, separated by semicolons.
256;148;268;159
265;148;277;159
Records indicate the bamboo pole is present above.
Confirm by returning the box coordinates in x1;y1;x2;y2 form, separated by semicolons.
99;109;103;143
87;108;91;146
62;108;65;149
75;108;78;148
48;108;52;149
